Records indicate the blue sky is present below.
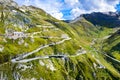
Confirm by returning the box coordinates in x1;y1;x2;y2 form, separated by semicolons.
14;0;120;20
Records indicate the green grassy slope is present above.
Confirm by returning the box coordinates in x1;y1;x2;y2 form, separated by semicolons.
0;2;120;80
103;29;120;60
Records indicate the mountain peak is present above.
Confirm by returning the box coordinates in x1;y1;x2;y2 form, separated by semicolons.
0;0;18;7
77;12;120;28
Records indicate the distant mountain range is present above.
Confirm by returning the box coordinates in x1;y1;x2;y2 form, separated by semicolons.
73;12;120;28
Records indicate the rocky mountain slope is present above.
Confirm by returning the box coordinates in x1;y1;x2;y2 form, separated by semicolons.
0;0;120;80
80;12;120;28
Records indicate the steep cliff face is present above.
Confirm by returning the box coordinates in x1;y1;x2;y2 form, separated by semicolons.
0;0;120;80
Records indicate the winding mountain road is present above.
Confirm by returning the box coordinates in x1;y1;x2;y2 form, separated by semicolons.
102;51;120;63
91;38;120;63
11;37;72;63
11;50;86;63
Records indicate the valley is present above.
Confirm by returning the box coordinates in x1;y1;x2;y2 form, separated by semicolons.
0;0;120;80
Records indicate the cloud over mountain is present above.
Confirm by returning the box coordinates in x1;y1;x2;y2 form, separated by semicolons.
14;0;120;20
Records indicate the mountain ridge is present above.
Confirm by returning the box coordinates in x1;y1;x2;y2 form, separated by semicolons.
0;0;120;80
75;11;120;28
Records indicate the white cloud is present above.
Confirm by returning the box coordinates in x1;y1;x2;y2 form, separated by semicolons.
23;0;30;6
70;0;120;19
51;12;63;20
33;0;64;20
71;8;86;18
64;0;79;6
15;0;120;20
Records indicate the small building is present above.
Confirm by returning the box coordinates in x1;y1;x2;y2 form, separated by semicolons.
7;32;25;39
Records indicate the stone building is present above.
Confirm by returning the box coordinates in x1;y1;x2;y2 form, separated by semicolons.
6;32;25;39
